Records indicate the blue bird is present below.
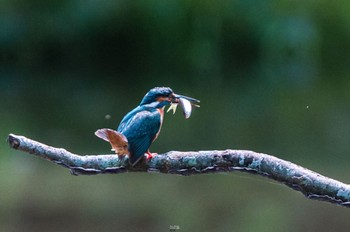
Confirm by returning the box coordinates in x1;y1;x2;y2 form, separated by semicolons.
95;87;200;166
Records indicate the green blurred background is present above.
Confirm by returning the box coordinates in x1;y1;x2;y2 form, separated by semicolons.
2;0;350;231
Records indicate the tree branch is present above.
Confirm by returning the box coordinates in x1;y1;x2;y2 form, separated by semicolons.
7;133;350;208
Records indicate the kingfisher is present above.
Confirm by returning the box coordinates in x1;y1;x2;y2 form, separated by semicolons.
95;87;200;166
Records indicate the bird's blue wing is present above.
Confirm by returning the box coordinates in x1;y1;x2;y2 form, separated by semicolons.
117;107;141;132
118;108;161;165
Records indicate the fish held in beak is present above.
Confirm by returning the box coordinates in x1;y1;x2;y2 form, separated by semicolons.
167;103;178;114
179;98;192;119
166;95;200;119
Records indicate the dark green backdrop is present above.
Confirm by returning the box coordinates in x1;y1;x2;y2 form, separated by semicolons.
2;1;350;231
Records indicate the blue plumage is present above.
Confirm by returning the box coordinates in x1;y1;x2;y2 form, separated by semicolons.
95;87;200;166
118;106;162;165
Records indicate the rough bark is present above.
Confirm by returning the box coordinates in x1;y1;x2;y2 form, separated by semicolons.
7;133;350;208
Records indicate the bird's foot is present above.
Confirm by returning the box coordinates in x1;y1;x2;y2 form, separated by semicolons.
145;151;157;160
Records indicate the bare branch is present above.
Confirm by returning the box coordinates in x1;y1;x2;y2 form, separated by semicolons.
7;133;350;208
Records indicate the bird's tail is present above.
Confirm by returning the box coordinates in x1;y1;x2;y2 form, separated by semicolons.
95;128;129;156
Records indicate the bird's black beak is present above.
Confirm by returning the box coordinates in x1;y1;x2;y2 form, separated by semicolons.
172;93;200;107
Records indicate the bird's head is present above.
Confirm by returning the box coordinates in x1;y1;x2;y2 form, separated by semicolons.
140;87;174;107
140;87;200;110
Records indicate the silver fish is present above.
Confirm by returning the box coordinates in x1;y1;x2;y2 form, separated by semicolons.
167;97;199;119
179;98;192;119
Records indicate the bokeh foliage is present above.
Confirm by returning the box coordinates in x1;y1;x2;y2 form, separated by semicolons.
1;0;350;231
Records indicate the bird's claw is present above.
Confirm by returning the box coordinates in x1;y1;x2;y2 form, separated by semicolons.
145;151;157;160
